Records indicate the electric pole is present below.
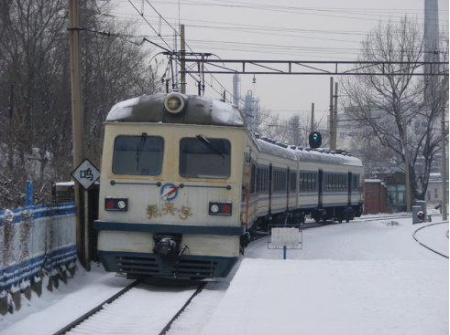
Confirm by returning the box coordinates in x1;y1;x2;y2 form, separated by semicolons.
334;82;339;150
233;74;240;106
292;116;300;146
329;77;336;150
179;24;186;94
69;0;88;269
403;126;412;212
310;103;315;133
441;93;448;220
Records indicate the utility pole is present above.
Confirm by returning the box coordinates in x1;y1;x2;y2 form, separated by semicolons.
403;126;412;212
179;24;186;94
292;116;300;146
69;0;88;269
329;77;336;150
424;0;445;217
310;103;315;133
333;82;339;150
233;74;240;106
441;94;448;220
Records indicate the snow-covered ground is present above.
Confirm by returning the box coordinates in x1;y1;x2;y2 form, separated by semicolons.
0;216;448;335
172;218;449;335
0;265;132;335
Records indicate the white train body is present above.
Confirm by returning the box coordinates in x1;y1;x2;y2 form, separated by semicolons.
96;93;363;280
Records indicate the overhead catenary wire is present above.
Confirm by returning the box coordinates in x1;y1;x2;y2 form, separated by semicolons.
69;26;173;52
126;0;174;51
147;0;449;23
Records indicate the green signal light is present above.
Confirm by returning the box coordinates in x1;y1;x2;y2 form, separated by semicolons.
308;132;322;149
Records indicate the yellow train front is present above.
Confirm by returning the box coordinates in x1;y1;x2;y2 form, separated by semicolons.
95;93;246;280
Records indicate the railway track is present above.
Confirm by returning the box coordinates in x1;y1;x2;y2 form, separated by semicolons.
412;221;449;259
249;213;415;243
54;213;443;335
53;281;206;335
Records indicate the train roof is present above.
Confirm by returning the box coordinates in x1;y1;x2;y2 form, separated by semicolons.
256;138;362;167
294;147;363;167
106;93;245;127
256;138;298;160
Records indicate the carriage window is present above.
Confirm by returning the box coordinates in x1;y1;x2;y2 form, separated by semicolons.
290;172;297;192
112;135;164;175
180;137;231;178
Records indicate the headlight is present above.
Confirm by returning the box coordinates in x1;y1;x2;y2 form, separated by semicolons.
210;204;219;213
164;92;186;114
105;197;128;212
209;202;232;216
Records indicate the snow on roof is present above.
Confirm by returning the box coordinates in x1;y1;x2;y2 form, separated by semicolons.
364;179;387;187
255;138;363;166
256;138;298;160
55;181;75;187
365;179;382;183
106;96;142;121
106;94;244;127
294;148;362;167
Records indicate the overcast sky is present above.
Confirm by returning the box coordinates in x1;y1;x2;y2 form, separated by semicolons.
108;0;449;126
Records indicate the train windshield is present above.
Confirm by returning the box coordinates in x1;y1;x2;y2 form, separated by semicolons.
179;137;231;178
112;135;164;175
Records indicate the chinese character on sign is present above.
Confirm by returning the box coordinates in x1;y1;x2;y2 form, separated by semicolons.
80;168;93;181
71;159;100;190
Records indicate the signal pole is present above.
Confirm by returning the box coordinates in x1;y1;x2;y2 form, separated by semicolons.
292;116;300;146
310;103;315;132
329;77;336;150
403;125;412;212
333;82;339;150
179;24;186;94
69;0;88;269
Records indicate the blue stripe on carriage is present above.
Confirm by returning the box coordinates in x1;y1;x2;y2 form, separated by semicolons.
94;221;244;235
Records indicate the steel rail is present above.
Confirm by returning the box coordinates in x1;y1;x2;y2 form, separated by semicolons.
52;280;139;335
412;221;449;259
158;283;207;335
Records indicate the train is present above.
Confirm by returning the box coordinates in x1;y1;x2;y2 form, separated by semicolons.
94;92;364;280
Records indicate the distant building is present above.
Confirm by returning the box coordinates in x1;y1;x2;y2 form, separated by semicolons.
243;90;260;132
383;172;407;212
426;173;449;206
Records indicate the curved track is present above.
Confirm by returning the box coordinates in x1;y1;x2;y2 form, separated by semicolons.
413;222;449;259
53;281;205;335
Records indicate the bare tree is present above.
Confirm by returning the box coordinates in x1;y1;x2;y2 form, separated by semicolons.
0;0;162;208
258;111;329;148
342;18;448;204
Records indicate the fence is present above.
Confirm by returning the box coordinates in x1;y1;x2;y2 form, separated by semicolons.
0;202;77;314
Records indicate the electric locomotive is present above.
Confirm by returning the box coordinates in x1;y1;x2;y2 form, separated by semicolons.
95;93;247;280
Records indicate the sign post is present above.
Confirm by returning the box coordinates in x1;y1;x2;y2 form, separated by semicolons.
268;226;303;259
71;159;100;269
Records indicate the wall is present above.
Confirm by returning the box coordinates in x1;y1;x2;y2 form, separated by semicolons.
0;203;76;314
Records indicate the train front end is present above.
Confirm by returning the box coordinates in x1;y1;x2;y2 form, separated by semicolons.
95;93;246;280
